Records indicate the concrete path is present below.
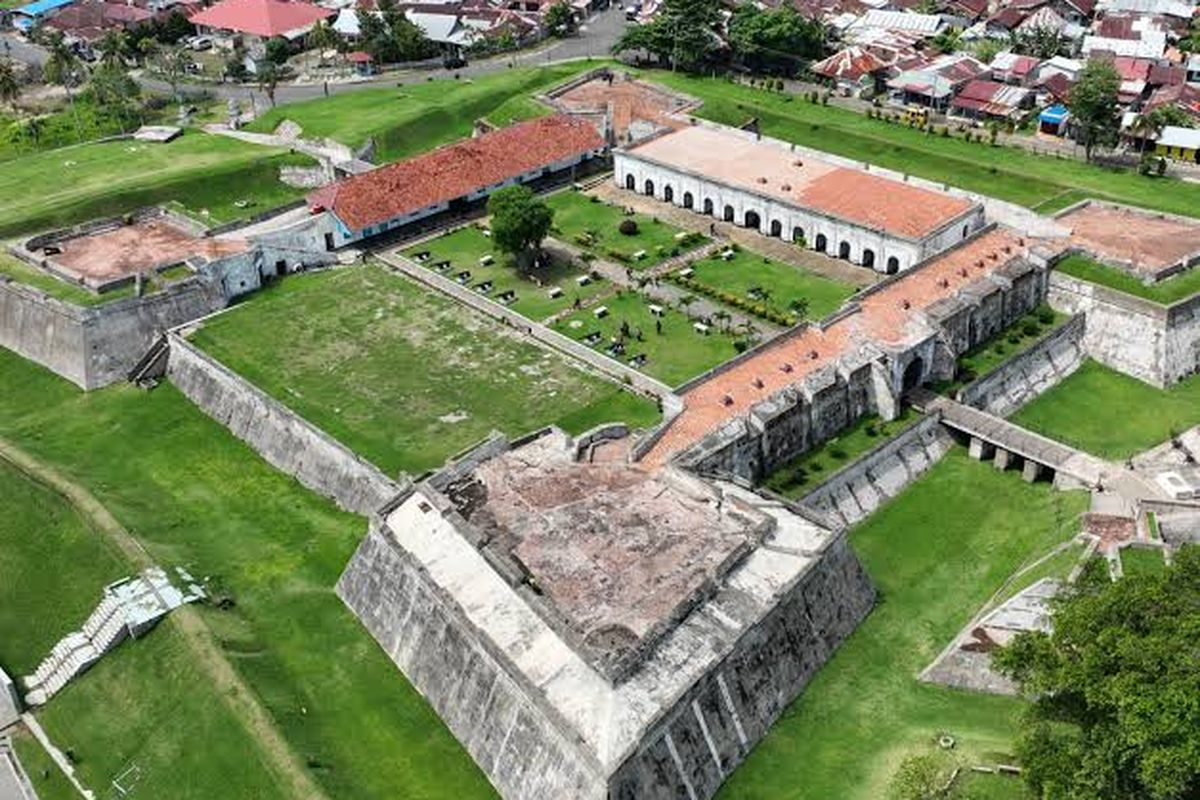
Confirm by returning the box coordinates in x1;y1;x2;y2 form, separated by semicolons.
202;123;351;164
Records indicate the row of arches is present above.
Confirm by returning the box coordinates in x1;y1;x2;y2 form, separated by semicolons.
623;173;901;274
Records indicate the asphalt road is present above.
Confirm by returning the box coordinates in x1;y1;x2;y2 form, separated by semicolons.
0;32;48;66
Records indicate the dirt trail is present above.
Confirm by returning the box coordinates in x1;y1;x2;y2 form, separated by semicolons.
0;436;329;800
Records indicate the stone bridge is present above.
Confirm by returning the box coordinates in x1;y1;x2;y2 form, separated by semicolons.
912;390;1109;489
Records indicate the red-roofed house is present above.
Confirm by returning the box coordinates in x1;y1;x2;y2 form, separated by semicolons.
44;0;153;44
308;115;606;245
811;46;889;95
190;0;333;48
950;79;1034;121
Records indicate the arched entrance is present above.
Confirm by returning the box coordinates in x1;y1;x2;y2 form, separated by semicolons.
862;248;875;269
902;357;924;391
683;192;694;210
663;185;674;203
723;205;735;222
886;256;900;274
625;174;635;190
793;226;805;244
703;198;714;215
838;241;851;260
643;179;655;197
770;220;782;238
744;210;761;230
815;233;828;252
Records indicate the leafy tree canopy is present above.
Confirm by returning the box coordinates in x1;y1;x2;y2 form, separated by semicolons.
612;0;724;73
1069;61;1121;161
994;548;1200;800
544;2;575;37
486;185;553;267
727;4;825;75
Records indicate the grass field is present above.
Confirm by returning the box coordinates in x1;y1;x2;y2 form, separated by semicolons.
1121;546;1167;577
0;132;310;238
678;247;856;324
1011;360;1200;459
763;408;922;499
10;729;77;800
641;72;1200;219
718;448;1088;800
552;288;740;386
1055;254;1200;304
548;190;705;269
403;225;609;321
246;66;577;162
189;265;660;476
0;252;135;307
0;347;497;800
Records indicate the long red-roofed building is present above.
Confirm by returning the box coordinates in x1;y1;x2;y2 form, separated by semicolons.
308;114;606;245
190;0;333;41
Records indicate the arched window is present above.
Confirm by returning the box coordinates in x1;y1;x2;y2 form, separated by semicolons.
663;185;674;203
862;248;875;269
723;205;735;222
744;210;761;230
683;192;694;209
838;241;851;260
815;233;828;252
624;174;635;190
793;226;805;244
703;198;714;215
769;220;782;237
886;256;900;274
643;179;655;197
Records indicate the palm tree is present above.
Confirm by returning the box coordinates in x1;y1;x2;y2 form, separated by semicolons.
43;32;85;142
0;61;19;115
97;30;128;70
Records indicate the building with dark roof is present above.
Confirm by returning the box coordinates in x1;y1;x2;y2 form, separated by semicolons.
307;114;606;246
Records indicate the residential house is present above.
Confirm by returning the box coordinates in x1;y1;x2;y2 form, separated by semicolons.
990;51;1041;84
950;78;1034;120
9;0;74;32
1155;125;1200;161
43;0;153;46
887;53;989;109
189;0;334;52
811;46;891;95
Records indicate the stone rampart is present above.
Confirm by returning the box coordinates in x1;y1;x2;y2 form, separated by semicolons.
956;314;1086;416
1047;270;1200;386
166;334;403;515
799;414;953;528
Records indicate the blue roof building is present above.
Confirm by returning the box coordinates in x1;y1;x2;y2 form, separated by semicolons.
11;0;75;30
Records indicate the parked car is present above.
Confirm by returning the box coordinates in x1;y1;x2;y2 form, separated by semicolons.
188;35;213;51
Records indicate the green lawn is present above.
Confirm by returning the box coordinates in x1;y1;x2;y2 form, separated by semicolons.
0;459;127;676
1011;360;1200;459
676;247;856;325
189;265;660;476
958;305;1067;380
10;729;78;800
763;408;922;499
640;72;1200;219
1121;546;1167;577
552;288;740;387
246;66;577;162
403;225;609;321
1055;254;1200;305
0;252;134;307
547;190;705;270
718;448;1088;800
0;132;310;238
0;347;497;800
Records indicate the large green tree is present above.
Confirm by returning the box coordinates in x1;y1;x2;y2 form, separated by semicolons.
0;61;20;115
1069;61;1121;162
612;0;724;73
486;185;553;269
994;548;1200;800
727;4;825;75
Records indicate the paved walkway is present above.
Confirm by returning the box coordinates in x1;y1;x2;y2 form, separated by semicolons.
588;182;881;289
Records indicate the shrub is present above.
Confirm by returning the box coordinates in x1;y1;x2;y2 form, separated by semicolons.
1037;308;1055;325
1022;322;1041;337
618;219;639;236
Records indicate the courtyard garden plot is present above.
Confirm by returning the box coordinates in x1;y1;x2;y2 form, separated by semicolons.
1055;254;1200;305
551;288;741;387
641;71;1200;220
546;190;706;270
402;225;609;322
1011;360;1200;459
717;448;1088;800
0;348;496;800
189;265;660;476
956;305;1067;380
0;132;310;238
670;246;857;326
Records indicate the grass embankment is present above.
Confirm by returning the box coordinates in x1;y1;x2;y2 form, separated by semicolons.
0;132;310;238
1011;360;1200;459
246;65;578;161
1055;254;1200;304
642;72;1200;219
763;407;921;499
548;190;705;270
552;288;741;387
0;252;135;306
0;347;497;800
719;449;1088;800
189;265;660;476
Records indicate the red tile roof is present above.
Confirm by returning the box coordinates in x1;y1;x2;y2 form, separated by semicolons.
189;0;332;37
308;115;605;233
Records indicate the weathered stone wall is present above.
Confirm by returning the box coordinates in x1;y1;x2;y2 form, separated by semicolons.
607;533;874;800
166;334;403;514
336;517;608;800
799;415;954;528
957;314;1086;417
0;278;89;385
1048;271;1200;387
